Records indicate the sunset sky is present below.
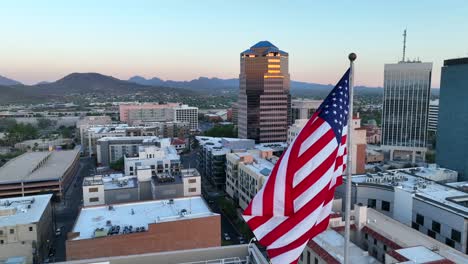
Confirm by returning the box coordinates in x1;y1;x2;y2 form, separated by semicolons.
1;0;467;87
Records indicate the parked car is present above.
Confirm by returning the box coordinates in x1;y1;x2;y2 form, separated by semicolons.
55;228;61;237
239;236;245;244
223;233;231;241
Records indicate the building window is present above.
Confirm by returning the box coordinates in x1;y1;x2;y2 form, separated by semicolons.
314;257;318;264
9;229;14;234
364;233;368;239
29;226;33;232
89;187;99;193
130;166;133;171
381;201;390;211
416;214;424;225
446;238;455;248
374;238;377;245
411;222;419;230
427;229;436;239
0;240;3;244
300;253;303;261
189;188;197;192
189;179;197;183
368;199;376;208
452;229;461;243
383;245;387;251
0;230;3;235
432;221;441;233
89;197;99;202
307;251;310;264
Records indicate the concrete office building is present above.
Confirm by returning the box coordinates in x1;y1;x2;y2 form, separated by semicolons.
299;203;468;264
437;58;468;180
381;61;432;163
196;136;255;189
291;98;322;124
82;174;139;207
119;103;198;131
76;116;113;150
237;41;291;143
66;196;220;260
225;148;277;209
152;168;201;200
335;166;468;254
56;244;268;264
96;136;163;166
124;140;180;177
428;99;439;133
0;194;53;264
0;149;80;199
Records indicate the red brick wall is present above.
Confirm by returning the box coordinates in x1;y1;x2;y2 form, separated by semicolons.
66;215;220;260
356;144;366;174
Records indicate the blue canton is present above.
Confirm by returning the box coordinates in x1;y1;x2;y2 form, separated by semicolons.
317;69;351;144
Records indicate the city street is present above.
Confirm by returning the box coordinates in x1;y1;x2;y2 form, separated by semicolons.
50;157;95;262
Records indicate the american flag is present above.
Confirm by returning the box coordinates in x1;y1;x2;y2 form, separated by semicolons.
242;69;350;264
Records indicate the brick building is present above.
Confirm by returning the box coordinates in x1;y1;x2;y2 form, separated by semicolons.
66;196;220;260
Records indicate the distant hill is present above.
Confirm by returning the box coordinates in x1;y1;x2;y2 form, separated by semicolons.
0;73;199;104
0;75;22;86
128;76;384;97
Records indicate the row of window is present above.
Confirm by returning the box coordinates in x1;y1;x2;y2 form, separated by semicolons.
414;213;461;246
368;199;390;212
0;226;34;236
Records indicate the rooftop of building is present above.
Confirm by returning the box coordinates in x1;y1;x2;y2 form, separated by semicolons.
0;148;80;184
0;194;52;227
364;208;467;263
309;229;378;263
351;167;466;217
125;144;179;161
97;135;161;143
241;41;288;56
70;196;216;240
83;174;138;190
394;246;445;263
444;57;468;66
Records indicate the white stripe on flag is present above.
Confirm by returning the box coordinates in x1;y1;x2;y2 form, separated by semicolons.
298;122;330;156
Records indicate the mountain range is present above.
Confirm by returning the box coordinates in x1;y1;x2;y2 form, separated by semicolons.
0;73;437;105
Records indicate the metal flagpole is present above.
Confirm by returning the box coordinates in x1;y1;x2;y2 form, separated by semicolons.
344;53;356;264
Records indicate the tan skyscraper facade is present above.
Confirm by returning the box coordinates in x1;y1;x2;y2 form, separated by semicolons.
238;41;291;143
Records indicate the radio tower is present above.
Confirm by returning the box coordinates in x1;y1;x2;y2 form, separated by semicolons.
402;29;407;62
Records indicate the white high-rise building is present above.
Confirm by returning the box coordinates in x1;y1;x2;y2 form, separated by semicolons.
381;62;432;162
428;99;439;133
174;104;198;131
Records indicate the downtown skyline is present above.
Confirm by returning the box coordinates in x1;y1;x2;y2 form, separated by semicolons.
1;0;468;87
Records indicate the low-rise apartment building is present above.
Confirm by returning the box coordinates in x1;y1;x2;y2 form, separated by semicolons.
0;194;53;264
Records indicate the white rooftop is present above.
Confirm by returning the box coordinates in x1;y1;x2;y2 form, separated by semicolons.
312;229;378;264
0;194;52;227
351;167;467;216
97;136;161;142
395;246;444;263
101;174;137;190
71;196;215;240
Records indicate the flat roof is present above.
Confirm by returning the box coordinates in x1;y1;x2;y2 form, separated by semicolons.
351;167;467;216
0;149;80;184
311;229;378;263
395;246;444;263
366;209;468;263
0;194;52;227
71;196;216;240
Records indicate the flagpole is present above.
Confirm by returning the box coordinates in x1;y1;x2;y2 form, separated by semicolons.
344;52;356;264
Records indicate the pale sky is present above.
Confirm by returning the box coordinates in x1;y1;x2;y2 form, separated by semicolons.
1;0;467;87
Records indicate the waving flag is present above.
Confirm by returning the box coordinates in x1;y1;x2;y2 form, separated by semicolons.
242;69;351;264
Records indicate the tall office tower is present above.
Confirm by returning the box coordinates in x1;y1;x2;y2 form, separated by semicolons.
381;61;432;162
237;41;291;143
436;58;468;180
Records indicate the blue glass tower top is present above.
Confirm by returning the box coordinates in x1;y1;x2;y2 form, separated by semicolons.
251;41;278;49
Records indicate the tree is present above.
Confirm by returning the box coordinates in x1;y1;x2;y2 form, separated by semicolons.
203;125;237;138
5;123;38;145
110;157;124;171
37;118;57;130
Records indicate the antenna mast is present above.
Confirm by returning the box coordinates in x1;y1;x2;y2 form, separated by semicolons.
402;29;407;62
